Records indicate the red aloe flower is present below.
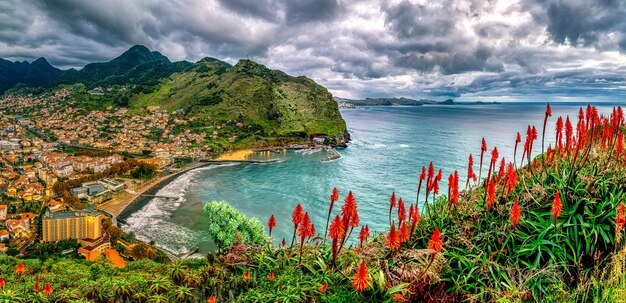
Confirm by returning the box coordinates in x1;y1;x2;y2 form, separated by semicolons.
387;222;400;252
397;198;406;224
0;278;5;288
207;295;216;303
616;204;625;232
552;192;563;225
556;117;564;149
496;157;506;182
331;187;339;204
428;227;443;256
243;271;250;280
15;263;24;276
329;215;346;241
617;134;623;157
565;116;573;150
329;215;345;265
268;272;275;281
42;283;54;294
267;215;277;236
298;212;315;262
34;282;40;292
324;188;339;241
486;178;496;211
478;138;487;182
353;261;370;291
359;225;370;247
466;154;476;189
281;238;286;247
505;163;517;197
542;103;552;154
514;132;521;166
389;192;396;226
342;191;359;228
511;199;521;230
398;222;409;244
409;203;420;237
426;162;435;199
318;283;328;293
290;204;304;247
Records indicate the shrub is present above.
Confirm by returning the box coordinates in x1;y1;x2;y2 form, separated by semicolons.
204;201;268;250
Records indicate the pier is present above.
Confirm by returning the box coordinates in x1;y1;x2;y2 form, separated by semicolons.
321;146;341;162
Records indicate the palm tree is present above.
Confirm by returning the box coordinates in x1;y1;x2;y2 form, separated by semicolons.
171;285;195;303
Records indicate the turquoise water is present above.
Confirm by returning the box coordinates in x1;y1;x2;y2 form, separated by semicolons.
123;102;618;255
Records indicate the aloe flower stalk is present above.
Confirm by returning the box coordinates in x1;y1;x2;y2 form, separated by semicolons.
397;197;406;224
478;138;487;185
388;192;396;226
329;215;345;267
511;199;521;230
352;261;370;291
386;222;400;253
298;212;315;263
466;154;476;189
409;203;420;237
324;187;339;242
542;103;552;154
514;132;521;167
358;224;370;247
267;214;277;236
552;192;563;227
428;227;443;258
290;204;304;248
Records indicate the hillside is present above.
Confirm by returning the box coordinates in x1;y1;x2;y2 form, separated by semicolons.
0;57;62;93
128;57;346;139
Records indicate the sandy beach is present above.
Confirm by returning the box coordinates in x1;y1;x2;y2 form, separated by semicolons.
214;149;255;160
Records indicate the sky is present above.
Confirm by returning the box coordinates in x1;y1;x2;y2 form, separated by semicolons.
2;0;626;101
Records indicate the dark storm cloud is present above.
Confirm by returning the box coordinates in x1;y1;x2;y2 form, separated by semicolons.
525;0;626;51
1;0;626;100
284;0;341;24
217;0;282;21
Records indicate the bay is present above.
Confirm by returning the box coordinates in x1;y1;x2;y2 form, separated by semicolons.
122;102;618;255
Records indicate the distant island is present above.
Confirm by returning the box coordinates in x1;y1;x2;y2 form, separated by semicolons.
335;97;502;108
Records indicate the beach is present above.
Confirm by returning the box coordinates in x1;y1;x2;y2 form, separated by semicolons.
98;162;209;219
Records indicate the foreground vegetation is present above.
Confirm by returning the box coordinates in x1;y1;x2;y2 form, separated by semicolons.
1;104;625;302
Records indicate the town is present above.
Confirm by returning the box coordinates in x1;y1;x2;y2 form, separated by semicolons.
0;87;222;264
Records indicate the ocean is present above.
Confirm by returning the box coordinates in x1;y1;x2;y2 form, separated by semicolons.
122;102;619;256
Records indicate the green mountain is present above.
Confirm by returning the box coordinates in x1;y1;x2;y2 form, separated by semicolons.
128;56;347;140
0;57;62;92
58;45;193;88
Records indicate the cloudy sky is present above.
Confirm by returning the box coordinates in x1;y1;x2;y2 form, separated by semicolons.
2;0;626;101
